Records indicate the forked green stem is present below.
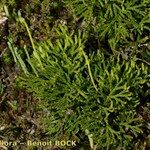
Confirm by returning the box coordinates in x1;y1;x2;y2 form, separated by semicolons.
18;16;43;69
80;48;98;91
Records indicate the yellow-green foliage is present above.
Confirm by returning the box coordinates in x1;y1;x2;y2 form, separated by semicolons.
5;0;150;149
10;25;149;149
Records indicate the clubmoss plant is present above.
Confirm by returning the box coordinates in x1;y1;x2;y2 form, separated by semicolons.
9;23;149;149
65;0;150;50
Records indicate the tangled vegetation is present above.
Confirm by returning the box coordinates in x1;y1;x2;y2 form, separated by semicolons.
0;0;150;150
